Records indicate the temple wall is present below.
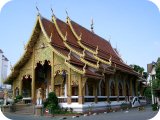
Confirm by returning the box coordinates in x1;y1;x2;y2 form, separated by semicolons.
12;31;54;97
34;32;52;63
71;70;80;86
21;57;33;77
54;54;68;73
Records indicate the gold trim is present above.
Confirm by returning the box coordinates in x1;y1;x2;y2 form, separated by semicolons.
65;59;85;74
94;55;112;66
67;17;112;66
38;16;70;61
67;17;98;55
63;41;84;57
39;16;85;74
80;57;99;69
52;15;85;57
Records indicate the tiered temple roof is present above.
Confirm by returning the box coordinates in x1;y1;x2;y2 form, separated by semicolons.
5;14;139;83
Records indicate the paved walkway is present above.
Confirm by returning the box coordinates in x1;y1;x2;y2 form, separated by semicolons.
4;106;159;120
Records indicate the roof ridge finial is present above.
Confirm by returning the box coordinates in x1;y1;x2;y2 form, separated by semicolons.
10;62;13;71
23;41;26;50
108;35;111;44
51;8;56;18
91;18;94;33
65;9;69;18
36;2;40;15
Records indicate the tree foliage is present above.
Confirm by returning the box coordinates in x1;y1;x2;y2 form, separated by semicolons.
130;64;144;74
156;58;160;80
152;58;160;97
130;64;148;79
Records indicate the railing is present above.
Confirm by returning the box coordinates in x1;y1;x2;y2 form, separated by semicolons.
57;96;133;103
58;96;67;103
71;96;78;102
84;96;95;102
22;97;32;104
98;96;107;102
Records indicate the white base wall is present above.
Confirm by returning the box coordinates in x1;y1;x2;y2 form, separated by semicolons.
59;101;127;113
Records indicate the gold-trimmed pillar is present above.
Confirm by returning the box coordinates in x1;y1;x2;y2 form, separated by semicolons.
67;68;71;104
19;79;22;96
32;48;35;101
78;75;84;104
51;52;55;92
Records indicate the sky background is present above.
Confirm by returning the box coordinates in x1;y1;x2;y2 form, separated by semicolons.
0;0;160;74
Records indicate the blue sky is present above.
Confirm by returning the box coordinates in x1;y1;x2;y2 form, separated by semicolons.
0;0;160;74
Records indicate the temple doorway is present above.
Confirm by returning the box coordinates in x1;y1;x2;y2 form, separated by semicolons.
35;60;51;99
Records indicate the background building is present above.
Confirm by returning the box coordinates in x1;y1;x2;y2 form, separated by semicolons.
0;49;9;89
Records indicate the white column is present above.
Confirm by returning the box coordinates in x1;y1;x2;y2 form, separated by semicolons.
64;84;67;97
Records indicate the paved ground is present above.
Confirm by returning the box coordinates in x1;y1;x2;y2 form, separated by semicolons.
4;106;158;120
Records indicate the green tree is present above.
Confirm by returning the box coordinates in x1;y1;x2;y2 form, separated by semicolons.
144;87;151;99
151;58;160;97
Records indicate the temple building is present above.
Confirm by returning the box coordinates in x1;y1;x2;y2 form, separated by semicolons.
4;13;144;112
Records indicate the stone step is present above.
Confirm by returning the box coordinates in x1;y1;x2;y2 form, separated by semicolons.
13;104;35;115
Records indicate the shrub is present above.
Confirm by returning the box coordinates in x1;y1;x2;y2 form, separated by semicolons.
14;95;23;103
152;103;159;111
120;102;128;110
43;92;59;114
